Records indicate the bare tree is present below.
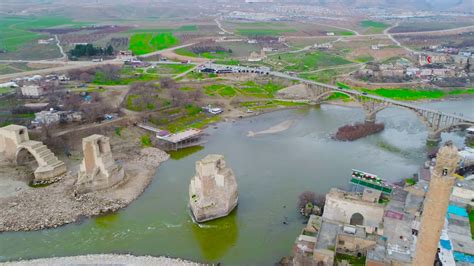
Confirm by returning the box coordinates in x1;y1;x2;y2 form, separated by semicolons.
160;77;177;89
298;191;316;209
190;89;203;102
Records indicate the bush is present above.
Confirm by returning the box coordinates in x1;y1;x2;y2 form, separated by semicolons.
140;134;152;147
334;122;384;141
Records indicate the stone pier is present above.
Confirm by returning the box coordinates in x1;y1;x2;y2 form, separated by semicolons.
75;134;124;194
189;154;238;222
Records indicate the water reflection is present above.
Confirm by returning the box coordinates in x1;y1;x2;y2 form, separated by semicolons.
191;208;239;261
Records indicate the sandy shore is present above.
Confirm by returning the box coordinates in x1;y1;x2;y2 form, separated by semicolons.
2;254;203;266
247;120;295;137
0;147;169;232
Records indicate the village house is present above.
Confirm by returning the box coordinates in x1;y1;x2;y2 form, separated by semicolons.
21;85;46;98
33;109;83;126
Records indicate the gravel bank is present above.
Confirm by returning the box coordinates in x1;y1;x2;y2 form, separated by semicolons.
0;147;169;232
2;254;203;265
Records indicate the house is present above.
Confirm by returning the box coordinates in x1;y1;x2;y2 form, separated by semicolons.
21;85;46;98
33;109;83;125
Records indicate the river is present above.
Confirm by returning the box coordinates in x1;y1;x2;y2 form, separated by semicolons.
1;99;473;265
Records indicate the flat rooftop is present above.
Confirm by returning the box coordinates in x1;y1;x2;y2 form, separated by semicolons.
157;128;203;144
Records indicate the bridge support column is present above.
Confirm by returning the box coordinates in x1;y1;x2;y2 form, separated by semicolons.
365;113;376;124
427;131;442;145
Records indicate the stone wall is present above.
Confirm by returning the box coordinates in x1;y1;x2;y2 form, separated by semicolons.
323;188;385;228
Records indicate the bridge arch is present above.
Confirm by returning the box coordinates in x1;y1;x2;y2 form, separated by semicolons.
0;125;67;184
312;90;359;103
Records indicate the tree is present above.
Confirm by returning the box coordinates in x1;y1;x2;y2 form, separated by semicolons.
106;45;114;56
298;191;316;209
160;77;177;89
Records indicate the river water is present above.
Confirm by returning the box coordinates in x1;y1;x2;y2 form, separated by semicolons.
1;99;473;265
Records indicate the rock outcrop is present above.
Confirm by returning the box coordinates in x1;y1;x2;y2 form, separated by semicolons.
189;154;238;222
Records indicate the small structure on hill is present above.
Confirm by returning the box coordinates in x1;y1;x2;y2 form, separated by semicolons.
0;125;67;184
189;154;238;222
75;134;124;194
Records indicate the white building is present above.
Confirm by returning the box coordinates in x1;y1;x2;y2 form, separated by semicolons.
21;85;46;97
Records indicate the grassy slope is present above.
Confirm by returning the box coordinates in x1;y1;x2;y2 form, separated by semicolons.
336;82;474;101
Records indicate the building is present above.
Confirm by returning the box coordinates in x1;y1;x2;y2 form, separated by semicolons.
34;109;83;126
21;85;46;98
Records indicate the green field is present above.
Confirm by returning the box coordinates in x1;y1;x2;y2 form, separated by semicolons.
359;20;389;34
129;32;179;55
270;51;352;72
337;31;356;36
336;82;474;101
236;28;295;36
0;16;87;52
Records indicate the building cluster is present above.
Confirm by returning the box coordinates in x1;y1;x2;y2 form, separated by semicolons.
292;144;474;265
32;109;83;126
355;52;472;84
9;74;69;98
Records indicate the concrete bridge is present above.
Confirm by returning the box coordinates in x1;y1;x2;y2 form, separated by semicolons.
209;64;474;143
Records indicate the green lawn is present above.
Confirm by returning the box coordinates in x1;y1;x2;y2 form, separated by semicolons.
236;28;295;36
129;32;179;55
0;16;87;52
362;88;446;100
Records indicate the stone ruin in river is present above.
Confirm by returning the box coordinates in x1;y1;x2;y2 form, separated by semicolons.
75;134;124;194
189;154;238;222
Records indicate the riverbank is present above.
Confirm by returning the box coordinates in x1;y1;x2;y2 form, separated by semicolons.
2;254;202;265
0;147;169;232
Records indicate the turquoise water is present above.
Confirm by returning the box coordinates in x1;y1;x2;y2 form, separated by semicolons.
1;99;473;265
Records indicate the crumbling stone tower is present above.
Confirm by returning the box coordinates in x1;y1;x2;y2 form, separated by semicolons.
413;142;460;265
76;134;124;194
189;154;238;222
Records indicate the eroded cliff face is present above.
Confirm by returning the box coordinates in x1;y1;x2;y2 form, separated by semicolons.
189;154;238;223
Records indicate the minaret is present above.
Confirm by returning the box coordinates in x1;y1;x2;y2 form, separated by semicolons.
413;142;460;265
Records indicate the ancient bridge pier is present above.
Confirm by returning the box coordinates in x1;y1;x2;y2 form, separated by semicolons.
0;125;67;183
